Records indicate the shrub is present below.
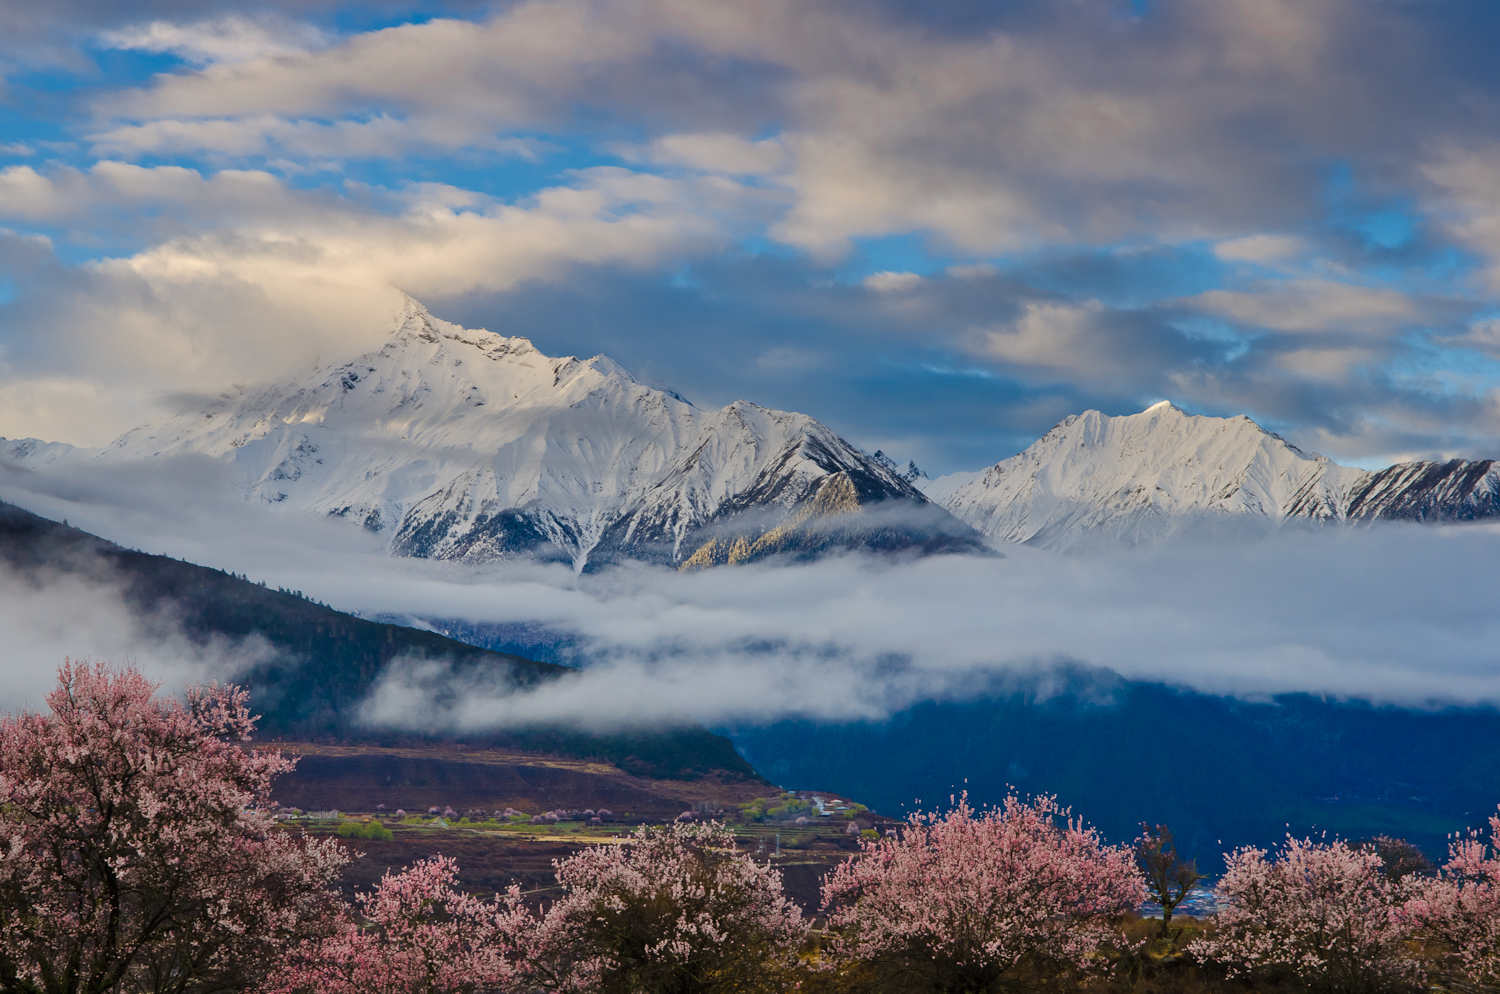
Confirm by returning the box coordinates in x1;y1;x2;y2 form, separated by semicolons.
1190;836;1421;994
820;792;1144;994
335;820;395;842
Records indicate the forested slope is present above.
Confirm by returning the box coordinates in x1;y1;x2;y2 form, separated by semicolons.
0;500;761;782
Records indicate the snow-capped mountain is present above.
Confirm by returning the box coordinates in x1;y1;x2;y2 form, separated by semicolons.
1344;459;1500;522
922;401;1500;550
1;437;83;470
24;297;977;568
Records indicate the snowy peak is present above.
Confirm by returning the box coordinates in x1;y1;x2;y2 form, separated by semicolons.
937;403;1366;550
61;298;977;568
0;437;85;470
932;402;1500;549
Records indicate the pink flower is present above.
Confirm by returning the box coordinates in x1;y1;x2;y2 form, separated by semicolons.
819;791;1144;992
0;660;348;994
529;821;809;991
1190;836;1422;993
1405;806;1500;984
274;856;531;994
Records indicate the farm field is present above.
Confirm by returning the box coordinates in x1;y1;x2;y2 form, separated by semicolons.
304;817;876;913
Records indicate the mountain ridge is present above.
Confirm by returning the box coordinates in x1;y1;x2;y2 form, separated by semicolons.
3;297;980;569
922;402;1500;550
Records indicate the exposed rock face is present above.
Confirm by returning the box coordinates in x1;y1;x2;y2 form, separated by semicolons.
1344;459;1500;522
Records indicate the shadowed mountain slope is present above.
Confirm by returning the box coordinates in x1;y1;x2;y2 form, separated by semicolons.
724;677;1500;868
0;500;762;782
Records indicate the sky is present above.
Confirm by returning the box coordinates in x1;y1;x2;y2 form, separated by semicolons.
4;0;1500;475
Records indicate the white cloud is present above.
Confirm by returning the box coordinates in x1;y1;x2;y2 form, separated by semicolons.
7;461;1500;728
0;162;738;444
87;114;555;162
99;15;330;67
972;299;1120;380
637;133;788;176
0;559;274;714
1423;144;1500;291
1435;317;1500;360
1185;279;1418;334
81;0;1469;256
946;263;998;280
1213;233;1307;263
862;270;923;292
1271;345;1382;379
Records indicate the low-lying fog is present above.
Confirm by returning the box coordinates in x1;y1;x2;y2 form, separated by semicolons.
4;457;1498;728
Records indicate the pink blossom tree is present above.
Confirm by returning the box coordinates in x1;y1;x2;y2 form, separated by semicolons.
1405;808;1500;984
0;660;348;994
274;856;531;994
1189;836;1421;994
818;792;1144;993
529;821;808;994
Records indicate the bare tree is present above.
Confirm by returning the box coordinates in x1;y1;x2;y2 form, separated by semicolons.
1357;835;1434;882
1134;824;1203;939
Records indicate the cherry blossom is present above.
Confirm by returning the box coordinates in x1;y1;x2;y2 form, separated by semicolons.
818;792;1144;993
529;821;809;993
0;660;347;994
275;856;530;994
1189;836;1421;994
1405;807;1500;984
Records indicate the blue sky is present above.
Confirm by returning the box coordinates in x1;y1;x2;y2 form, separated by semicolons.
4;0;1500;474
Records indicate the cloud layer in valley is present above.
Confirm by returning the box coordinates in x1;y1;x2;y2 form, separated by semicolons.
4;463;1497;732
0;556;273;713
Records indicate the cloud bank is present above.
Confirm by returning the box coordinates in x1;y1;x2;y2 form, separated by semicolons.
3;463;1497;732
0;556;273;714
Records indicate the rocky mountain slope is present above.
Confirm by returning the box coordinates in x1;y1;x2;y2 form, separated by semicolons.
923;401;1500;550
4;297;979;569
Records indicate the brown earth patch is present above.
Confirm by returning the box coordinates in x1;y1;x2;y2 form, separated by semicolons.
268;740;768;820
313;824;867;915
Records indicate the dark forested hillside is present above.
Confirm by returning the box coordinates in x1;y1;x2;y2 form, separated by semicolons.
723;675;1500;868
0;500;760;782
